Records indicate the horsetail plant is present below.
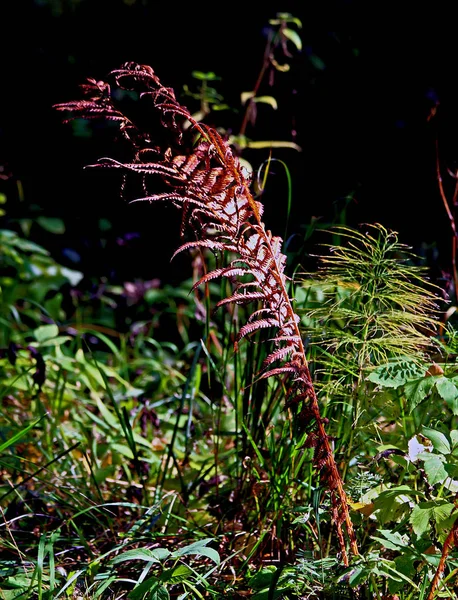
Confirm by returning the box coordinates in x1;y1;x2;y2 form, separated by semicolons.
54;62;359;564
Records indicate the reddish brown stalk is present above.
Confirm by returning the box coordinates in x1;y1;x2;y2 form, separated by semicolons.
435;140;458;303
426;511;458;600
54;63;358;563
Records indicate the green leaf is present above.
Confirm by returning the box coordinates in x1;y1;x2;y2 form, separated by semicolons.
373;486;421;525
282;28;302;51
433;502;455;530
93;576;117;598
159;564;192;584
309;54;326;70
248;566;276;590
253;96;278;110
111;547;171;565
371;536;403;552
436;377;458;404
246;140;302;152
410;501;455;538
371;529;407;550
36;217;65;234
422;427;451;455
0;414;47;453
29;336;72;348
171;538;220;565
420;453;448;485
251;590;289;600
94;397;119;430
348;566;367;586
410;503;434;537
128;577;170;600
111;443;135;459
270;14;302;28
241;91;255;105
405;377;436;412
374;485;422;501
367;359;424;389
34;324;59;343
191;71;220;81
394;553;418;580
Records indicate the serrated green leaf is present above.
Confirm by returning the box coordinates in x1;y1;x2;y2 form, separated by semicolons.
282;28;302;51
435;507;458;543
410;504;434;537
405;377;436;412
34;324;59;343
420;453;448;485
433;502;455;528
422;427;451;455
410;501;455;539
436;377;458;404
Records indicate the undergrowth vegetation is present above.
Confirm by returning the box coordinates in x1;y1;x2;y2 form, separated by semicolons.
2;13;458;600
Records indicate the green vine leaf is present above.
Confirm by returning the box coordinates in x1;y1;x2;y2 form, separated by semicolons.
422;427;451;455
418;452;448;485
437;377;458;414
404;377;436;412
410;501;454;538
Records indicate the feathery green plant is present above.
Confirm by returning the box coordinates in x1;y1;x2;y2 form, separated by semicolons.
298;224;440;471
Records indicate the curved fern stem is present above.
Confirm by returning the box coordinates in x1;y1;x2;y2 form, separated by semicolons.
54;62;358;563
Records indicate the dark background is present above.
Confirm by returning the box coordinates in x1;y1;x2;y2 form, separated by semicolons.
2;0;458;289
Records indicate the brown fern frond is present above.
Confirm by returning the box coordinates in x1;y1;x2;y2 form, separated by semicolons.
262;346;296;367
258;365;300;379
215;291;267;309
236;318;281;346
171;240;237;260
55;62;359;564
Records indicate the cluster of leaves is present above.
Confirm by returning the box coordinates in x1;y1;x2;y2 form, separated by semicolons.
3;11;458;600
